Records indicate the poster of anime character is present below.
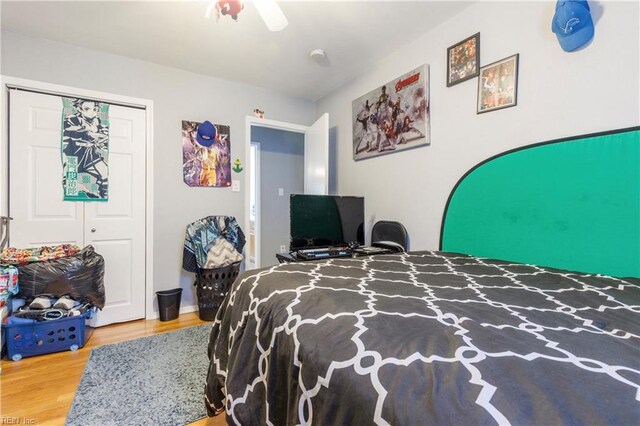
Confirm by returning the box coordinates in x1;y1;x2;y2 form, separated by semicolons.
61;97;110;201
352;65;430;161
182;120;232;187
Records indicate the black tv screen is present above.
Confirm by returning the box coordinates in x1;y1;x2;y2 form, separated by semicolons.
290;194;364;251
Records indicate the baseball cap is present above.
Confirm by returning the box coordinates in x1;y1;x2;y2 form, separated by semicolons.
196;120;217;147
552;1;594;52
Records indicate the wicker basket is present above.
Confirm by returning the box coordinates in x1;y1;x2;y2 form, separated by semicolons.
194;262;241;321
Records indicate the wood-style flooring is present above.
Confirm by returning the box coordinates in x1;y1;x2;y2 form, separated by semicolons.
1;312;226;426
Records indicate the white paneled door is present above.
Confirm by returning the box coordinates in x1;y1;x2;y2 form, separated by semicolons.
9;89;146;326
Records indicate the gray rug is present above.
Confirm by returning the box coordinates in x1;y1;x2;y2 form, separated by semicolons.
66;324;212;426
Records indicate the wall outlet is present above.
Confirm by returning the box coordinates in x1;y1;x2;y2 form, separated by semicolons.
278;187;284;196
232;180;240;192
280;245;287;253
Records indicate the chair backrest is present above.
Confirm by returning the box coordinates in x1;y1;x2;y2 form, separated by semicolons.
371;221;408;251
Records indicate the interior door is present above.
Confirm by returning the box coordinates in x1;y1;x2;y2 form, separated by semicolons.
84;105;146;326
304;113;329;195
8;90;84;247
247;142;259;269
8;89;146;326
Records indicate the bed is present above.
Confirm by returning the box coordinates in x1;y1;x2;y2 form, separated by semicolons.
205;127;640;425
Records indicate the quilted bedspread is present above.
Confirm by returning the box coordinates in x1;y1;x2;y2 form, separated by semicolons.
205;251;640;425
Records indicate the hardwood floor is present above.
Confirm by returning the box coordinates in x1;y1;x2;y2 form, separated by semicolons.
1;312;226;426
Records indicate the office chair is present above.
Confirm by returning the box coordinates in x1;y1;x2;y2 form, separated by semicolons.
371;221;409;252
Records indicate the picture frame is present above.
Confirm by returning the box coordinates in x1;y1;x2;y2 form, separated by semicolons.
352;64;430;161
446;32;480;87
477;54;519;114
181;120;232;187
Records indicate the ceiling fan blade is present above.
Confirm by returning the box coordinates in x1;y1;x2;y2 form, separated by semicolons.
253;0;288;32
204;1;216;19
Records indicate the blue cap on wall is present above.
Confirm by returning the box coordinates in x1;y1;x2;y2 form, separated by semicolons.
196;120;217;147
552;0;594;52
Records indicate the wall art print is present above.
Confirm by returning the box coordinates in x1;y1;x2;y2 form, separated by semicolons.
182;120;231;187
477;54;519;114
447;32;480;87
352;64;430;161
61;97;110;201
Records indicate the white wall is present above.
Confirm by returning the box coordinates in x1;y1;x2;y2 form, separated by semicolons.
1;30;316;312
317;1;640;251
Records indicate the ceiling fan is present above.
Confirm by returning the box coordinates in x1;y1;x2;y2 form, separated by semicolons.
205;0;289;32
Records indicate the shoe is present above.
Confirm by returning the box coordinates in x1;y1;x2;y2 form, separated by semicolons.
53;295;76;310
29;296;52;310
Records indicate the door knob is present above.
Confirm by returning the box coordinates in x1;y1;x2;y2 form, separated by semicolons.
91;228;96;233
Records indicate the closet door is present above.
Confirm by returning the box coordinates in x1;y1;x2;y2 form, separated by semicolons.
84;105;146;326
8;90;84;247
8;89;146;326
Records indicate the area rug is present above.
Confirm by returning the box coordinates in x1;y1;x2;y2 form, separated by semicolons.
66;324;212;426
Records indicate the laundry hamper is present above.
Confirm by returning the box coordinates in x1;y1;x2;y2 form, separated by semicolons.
194;262;241;321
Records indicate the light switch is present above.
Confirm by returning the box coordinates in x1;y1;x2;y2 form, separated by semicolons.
280;245;287;253
232;180;240;192
278;188;284;196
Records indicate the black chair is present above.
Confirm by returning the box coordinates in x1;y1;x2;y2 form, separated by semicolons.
371;221;409;252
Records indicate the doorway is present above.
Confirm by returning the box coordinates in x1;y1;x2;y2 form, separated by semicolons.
244;114;329;269
249;129;305;268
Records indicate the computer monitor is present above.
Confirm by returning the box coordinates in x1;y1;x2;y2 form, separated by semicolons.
289;194;365;251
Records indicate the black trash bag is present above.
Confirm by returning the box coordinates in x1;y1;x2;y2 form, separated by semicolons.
16;245;106;309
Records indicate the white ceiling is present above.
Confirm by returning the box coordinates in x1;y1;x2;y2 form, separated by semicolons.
1;1;473;100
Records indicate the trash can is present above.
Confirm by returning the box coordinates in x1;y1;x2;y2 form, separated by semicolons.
156;288;182;321
195;262;240;321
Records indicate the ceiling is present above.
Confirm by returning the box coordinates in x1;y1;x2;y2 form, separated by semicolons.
1;1;473;100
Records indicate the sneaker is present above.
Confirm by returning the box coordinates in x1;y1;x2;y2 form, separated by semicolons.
53;295;76;310
29;296;52;310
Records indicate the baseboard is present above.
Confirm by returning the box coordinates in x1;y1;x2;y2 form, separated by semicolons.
179;304;198;315
146;304;198;320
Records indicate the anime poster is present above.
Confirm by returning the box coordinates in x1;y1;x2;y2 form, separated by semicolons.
61;97;110;201
352;65;430;161
182;120;232;187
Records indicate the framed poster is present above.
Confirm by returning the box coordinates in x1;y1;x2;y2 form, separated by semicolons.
447;32;480;87
182;120;232;187
352;65;430;161
477;54;519;114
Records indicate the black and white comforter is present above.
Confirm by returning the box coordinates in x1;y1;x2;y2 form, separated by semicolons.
205;251;640;425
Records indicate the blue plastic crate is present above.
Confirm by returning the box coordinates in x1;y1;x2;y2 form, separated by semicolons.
3;311;93;361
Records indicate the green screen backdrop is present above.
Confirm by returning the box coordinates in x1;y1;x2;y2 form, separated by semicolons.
441;127;640;278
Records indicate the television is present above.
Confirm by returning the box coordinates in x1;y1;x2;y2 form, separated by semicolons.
290;194;365;251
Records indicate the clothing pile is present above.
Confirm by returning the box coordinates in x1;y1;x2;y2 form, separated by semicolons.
182;216;245;273
0;244;105;324
1;244;104;360
1;244;81;264
0;265;19;324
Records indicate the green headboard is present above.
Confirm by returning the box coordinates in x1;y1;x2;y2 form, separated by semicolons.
440;127;640;278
